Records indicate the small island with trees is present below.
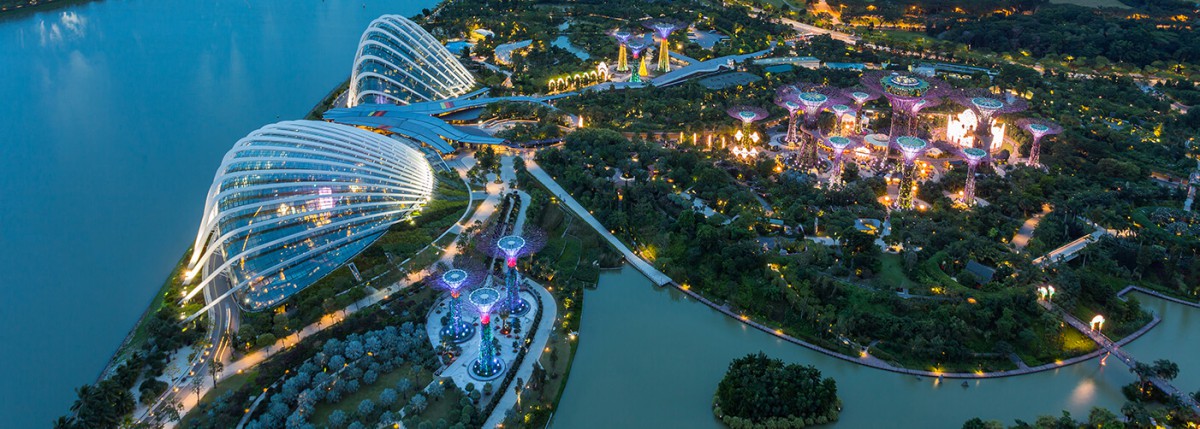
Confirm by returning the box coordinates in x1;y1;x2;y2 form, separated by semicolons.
714;352;841;429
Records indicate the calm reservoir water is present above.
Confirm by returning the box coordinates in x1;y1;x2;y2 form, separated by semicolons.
0;0;437;425
554;267;1200;428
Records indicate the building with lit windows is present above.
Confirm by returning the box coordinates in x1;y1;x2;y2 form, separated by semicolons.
180;120;435;311
348;14;476;107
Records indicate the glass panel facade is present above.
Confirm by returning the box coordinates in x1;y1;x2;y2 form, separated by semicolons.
348;15;475;107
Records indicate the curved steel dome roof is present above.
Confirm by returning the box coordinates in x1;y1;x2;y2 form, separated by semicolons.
349;14;476;107
182;120;435;311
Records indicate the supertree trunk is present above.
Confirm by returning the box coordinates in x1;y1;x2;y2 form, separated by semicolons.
1029;137;1043;166
964;164;979;207
899;162;916;210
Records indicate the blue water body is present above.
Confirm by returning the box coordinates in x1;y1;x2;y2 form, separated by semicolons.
0;0;438;425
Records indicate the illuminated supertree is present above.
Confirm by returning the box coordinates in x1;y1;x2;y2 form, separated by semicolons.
845;87;881;109
895;136;929;210
781;84;842;167
613;30;633;73
1017;118;1062;166
826;135;856;188
949;89;1028;150
496;235;531;316
861;71;948;141
433;265;482;343
726;105;768;144
774;89;802;144
960;147;988;207
468;287;504;380
626;38;649;83
907;96;944;135
643;18;682;72
827;103;857;136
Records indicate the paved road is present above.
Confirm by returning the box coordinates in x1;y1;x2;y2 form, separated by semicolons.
1011;205;1051;250
523;156;672;286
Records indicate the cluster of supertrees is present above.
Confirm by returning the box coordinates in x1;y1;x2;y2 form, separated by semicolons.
725;71;1062;210
611;18;685;83
432;229;545;380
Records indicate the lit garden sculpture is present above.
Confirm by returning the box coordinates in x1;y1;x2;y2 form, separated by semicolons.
907;96;944;136
437;268;477;343
784;84;842;167
861;71;947;141
496;235;531;316
468;287;504;380
626;38;649;83
774;90;802;145
827;103;857;136
613;30;632;73
960;147;988;208
895;136;929;210
1017;118;1062;166
643;19;682;72
826;136;855;188
726;105;769;147
950;89;1028;150
846;87;881;109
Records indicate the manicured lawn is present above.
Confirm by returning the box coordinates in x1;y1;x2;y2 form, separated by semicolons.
876;253;917;290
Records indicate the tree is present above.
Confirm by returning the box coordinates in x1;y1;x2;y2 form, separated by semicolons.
409;394;428;414
208;359;224;388
328;410;348;429
379;388;398;408
358;399;375;418
715;352;840;425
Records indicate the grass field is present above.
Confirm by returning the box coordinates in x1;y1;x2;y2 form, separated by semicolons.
876;253;918;290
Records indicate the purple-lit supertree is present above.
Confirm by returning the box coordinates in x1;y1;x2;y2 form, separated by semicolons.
477;228;547;318
433;265;482;343
826;136;856;188
1017;118;1062;167
626;37;649;83
846;87;881;109
960;147;988;207
907;96;944;136
783;84;842;167
643;18;683;72
726;106;769;152
613;30;633;73
827;103;857;136
774;90;802;145
861;71;948;141
894;136;929;210
468;287;504;380
950;89;1029;150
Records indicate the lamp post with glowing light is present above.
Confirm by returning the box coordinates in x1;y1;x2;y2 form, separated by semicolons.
961;147;988;208
950;89;1028;151
469;287;504;380
1017;119;1062;166
895;136;928;210
1090;315;1105;332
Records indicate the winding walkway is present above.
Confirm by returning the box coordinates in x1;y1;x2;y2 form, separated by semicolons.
523;157;672;286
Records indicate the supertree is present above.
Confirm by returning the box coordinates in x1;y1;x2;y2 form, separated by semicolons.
613;30;633;73
468;287;504;380
960;147;988;207
907;96;944;136
949;88;1029;150
476;228;547;317
845;87;881;109
643;18;683;72
825;135;856;188
432;263;484;343
827;103;857;136
781;84;842;167
626;37;649;83
1017;118;1062;166
861;71;948;141
774;89;802;144
894;136;929;210
726;105;769;147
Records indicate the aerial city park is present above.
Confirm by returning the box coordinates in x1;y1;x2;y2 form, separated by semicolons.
50;0;1200;428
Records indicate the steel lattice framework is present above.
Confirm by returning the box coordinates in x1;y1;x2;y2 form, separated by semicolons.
826;136;856;188
181;121;434;316
349;15;476;107
861;71;948;140
613;30;633;72
774;89;803;144
643;18;683;72
961;147;989;207
1017;118;1062;166
950;88;1029;150
779;83;842;166
895;136;929;210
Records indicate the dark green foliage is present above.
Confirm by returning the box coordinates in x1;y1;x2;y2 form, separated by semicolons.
714;352;840;427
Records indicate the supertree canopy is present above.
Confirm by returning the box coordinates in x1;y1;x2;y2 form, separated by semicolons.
468;287;504;380
774;89;803;144
643;18;683;72
826;136;856;188
894;136;929;210
906;96;944;135
845;87;881;108
433;265;480;343
950;89;1029;150
726;105;769;147
827;103;858;135
476;228;545;317
1017;118;1062;166
780;83;842;167
626;37;649;83
613;30;633;73
960;147;988;207
861;71;948;140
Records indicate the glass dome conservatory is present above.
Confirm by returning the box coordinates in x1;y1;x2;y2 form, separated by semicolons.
181;120;435;311
348;14;476;107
